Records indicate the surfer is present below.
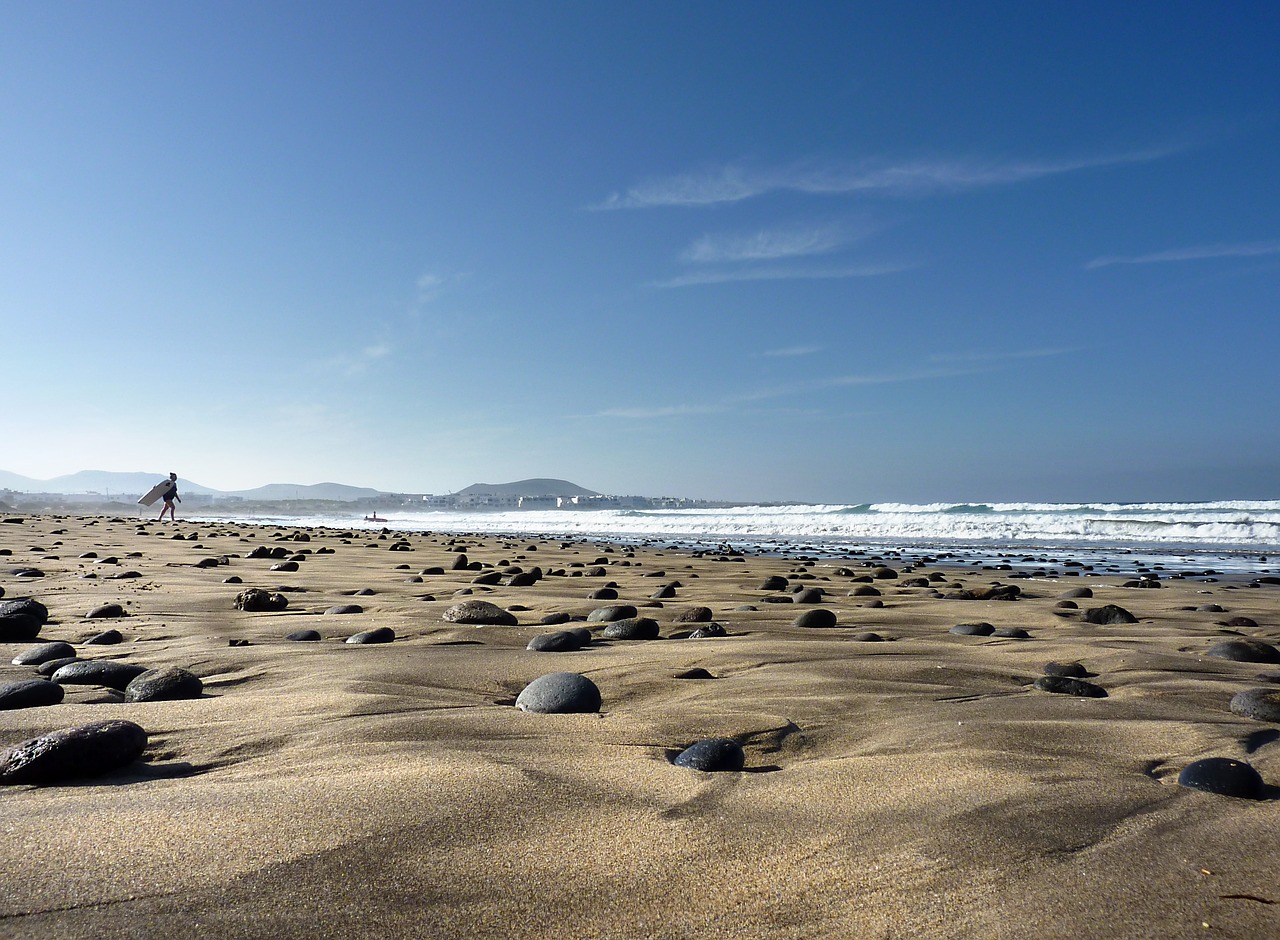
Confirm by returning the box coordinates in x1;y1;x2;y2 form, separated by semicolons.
157;473;180;522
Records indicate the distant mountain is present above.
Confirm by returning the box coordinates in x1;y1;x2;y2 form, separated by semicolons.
228;482;381;501
0;470;375;501
0;470;218;496
0;470;40;491
455;479;600;498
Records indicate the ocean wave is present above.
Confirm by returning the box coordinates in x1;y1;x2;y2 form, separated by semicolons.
200;499;1280;551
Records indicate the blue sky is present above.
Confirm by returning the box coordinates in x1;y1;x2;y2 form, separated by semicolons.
2;2;1277;502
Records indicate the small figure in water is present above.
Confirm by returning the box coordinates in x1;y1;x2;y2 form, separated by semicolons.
157;472;180;522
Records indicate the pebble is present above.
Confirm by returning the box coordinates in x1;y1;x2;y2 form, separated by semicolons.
793;609;837;628
37;657;78;677
0;719;148;785
85;629;124;645
286;629;322;641
675;668;715;680
515;672;601;713
234;590;289;612
673;606;713;623
601;617;660;640
0;678;65;710
1082;604;1138;625
1229;687;1280;722
1207;639;1280;664
527;631;585;652
1178;757;1265;799
12;641;76;666
0;598;49;642
324;604;364;615
125;667;204;702
1033;676;1108;698
85;603;127;620
672;738;745;772
442;600;518;626
950;622;995;636
346;627;396;644
687;623;728;639
586;605;638;623
993;627;1031;639
51;660;149;690
1044;661;1089;678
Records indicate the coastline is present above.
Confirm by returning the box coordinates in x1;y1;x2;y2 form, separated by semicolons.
2;513;1279;938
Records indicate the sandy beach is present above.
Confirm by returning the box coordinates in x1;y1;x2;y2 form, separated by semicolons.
2;513;1278;939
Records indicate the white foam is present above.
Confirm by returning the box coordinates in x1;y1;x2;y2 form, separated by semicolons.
207;500;1280;550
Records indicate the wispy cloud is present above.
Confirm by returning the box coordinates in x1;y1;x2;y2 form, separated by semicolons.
927;346;1085;364
594;148;1177;210
342;343;392;376
595;403;727;419
681;223;849;264
595;363;989;420
760;345;823;358
653;261;913;288
1085;239;1280;269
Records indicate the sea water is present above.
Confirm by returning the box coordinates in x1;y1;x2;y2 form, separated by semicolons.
193;499;1280;575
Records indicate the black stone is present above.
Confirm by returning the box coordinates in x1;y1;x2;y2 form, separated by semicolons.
37;657;78;677
1082;604;1138;625
1044;661;1089;679
539;612;572;626
1033;676;1108;698
601;617;660;640
1178;757;1265;799
793;609;837;628
346;627;395;644
792;588;825;604
673;607;713;623
527;631;584;652
672;738;745;772
234;589;289;612
124;667;203;702
324;604;364;615
759;576;788;591
286;629;322;641
852;632;884;642
85;629;124;645
688;623;728;639
586;605;637;623
1229;687;1280;722
515;672;601;713
0;719;148;785
1207;639;1280;664
442;600;518;626
675;668;715;680
950;622;995;636
85;603;127;620
52;660;149;690
993;627;1031;639
12;641;76;666
0;597;49;642
0;679;65;710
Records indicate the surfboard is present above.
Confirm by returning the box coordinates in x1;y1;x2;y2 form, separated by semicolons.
138;481;173;507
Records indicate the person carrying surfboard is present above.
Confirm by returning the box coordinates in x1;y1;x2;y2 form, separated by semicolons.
157;472;180;522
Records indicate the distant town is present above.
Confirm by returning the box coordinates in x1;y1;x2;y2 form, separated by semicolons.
0;475;768;515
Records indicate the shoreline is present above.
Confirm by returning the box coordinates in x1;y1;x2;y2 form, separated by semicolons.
2;513;1279;938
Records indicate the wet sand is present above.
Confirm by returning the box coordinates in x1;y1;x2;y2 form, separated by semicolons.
2;514;1278;939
